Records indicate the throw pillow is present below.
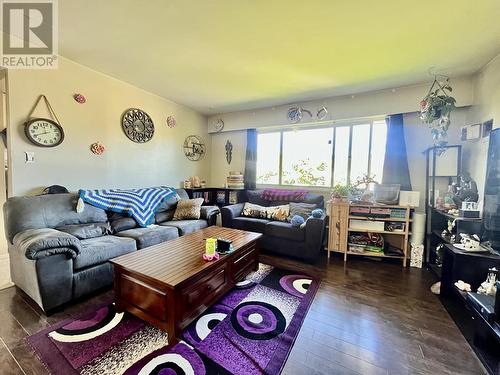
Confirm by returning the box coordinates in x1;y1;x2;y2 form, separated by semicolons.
173;198;204;220
241;202;266;218
288;202;316;220
263;204;290;222
107;212;137;233
56;222;111;239
290;215;305;227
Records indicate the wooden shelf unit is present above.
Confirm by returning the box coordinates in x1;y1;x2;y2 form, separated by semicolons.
328;201;412;267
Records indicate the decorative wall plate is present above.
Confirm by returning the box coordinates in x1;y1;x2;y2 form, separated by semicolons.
73;93;86;104
317;106;328;120
287;107;302;123
183;135;206;161
121;108;155;143
215;119;224;132
166;115;176;128
24;118;65;147
90;141;105;155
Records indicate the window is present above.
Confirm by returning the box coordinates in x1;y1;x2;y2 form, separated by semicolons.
256;119;387;187
256;132;281;184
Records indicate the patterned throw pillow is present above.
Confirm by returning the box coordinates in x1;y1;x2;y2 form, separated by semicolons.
241;202;266;218
263;204;290;222
173;198;204;220
288;202;316;220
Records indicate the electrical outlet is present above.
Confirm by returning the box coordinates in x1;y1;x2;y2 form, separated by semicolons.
25;151;35;163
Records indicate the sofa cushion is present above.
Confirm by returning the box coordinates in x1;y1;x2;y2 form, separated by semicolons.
115;225;178;249
173;198;204;220
56;222;111;239
4;193;108;243
107;212;137;233
161;220;208;236
232;217;269;233
75;235;136;270
241;202;266;218
288;202;317;220
246;190;268;206
265;221;305;242
155;209;175;224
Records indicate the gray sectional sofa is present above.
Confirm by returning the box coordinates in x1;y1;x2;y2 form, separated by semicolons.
4;189;219;313
221;190;326;263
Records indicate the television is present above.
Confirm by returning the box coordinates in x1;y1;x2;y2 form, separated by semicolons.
482;128;500;255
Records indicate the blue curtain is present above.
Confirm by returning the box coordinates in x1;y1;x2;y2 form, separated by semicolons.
382;114;412;191
244;129;257;189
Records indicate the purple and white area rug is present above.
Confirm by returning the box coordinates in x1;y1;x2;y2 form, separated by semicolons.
28;264;319;375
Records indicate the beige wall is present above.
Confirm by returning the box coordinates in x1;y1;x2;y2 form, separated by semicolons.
207;75;475;133
462;53;500;201
208;78;472;209
210;131;247;188
7;56;211;196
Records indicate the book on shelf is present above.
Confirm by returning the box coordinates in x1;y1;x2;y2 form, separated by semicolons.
216;191;226;204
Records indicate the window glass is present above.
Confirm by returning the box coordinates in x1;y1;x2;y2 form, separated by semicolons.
333;126;350;185
256;132;281;184
256;120;387;188
281;127;333;186
350;124;371;183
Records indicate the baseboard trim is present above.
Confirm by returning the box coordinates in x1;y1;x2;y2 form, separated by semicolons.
0;252;12;289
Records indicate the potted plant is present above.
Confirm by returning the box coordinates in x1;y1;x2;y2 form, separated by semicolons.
331;184;352;203
420;76;456;147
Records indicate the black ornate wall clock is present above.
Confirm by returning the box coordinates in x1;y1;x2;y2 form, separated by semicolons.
121;108;155;143
183;135;206;161
24;118;65;147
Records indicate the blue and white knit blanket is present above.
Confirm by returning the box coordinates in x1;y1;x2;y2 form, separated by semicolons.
77;187;178;227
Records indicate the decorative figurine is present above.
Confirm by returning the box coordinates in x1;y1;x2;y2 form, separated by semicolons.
225;140;233;164
452;172;479;206
477;267;498;296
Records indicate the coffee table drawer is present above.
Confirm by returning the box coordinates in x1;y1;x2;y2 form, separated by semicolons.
182;266;227;313
232;246;258;281
119;274;167;321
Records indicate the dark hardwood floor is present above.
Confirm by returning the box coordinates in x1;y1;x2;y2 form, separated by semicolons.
0;253;486;375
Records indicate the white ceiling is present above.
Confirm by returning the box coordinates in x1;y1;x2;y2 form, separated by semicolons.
58;0;500;115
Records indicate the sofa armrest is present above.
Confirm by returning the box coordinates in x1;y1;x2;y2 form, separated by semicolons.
304;215;327;258
221;203;245;227
13;228;82;260
200;205;220;226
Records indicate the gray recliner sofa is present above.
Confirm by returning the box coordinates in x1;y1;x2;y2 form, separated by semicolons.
221;190;326;263
4;188;219;313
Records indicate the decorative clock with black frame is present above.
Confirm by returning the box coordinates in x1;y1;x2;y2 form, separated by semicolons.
183;135;206;161
121;108;155;143
24;118;65;147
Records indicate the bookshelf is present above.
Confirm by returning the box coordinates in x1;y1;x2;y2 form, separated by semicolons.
185;187;245;207
328;201;412;267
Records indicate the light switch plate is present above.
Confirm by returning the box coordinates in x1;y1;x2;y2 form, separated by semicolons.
25;151;35;163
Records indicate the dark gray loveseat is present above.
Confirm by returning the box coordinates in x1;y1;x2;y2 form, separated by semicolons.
4;189;218;312
221;190;326;262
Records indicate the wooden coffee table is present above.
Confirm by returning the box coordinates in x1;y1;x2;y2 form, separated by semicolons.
110;226;262;344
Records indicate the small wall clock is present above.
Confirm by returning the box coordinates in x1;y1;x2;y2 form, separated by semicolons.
24;118;65;147
183;135;206;161
121;108;155;143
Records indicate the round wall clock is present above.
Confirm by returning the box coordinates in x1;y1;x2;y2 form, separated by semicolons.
183;135;206;161
121;108;155;143
24;118;64;147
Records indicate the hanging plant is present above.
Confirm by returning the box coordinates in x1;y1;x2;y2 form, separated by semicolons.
420;75;456;147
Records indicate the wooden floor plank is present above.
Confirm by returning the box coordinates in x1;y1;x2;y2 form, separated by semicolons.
0;252;486;375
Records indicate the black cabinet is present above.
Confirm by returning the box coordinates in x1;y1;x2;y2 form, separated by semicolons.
441;245;500;374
